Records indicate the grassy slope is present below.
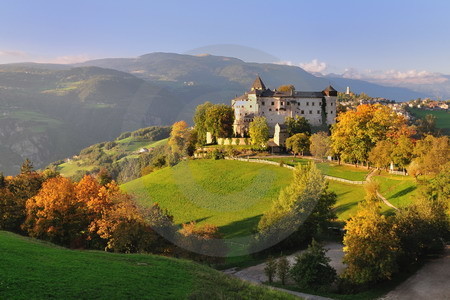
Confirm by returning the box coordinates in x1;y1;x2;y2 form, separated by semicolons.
123;160;419;235
122;160;380;235
373;172;418;209
265;157;370;181
57;138;168;178
123;159;293;239
0;231;295;300
408;107;450;135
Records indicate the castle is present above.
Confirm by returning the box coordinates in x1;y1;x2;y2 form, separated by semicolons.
232;76;337;136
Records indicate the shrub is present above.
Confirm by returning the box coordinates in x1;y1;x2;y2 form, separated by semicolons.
290;240;336;290
264;256;277;283
277;256;290;285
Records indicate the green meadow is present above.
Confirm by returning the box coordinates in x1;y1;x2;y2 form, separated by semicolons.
123;159;407;239
265;157;370;181
123;159;293;239
0;231;295;300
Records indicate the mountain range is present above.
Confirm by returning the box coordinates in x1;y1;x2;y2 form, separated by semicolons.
0;52;430;174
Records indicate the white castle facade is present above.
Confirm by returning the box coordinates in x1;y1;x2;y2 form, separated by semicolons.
232;76;337;136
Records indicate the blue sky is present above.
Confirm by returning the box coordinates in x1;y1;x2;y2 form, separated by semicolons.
1;0;449;79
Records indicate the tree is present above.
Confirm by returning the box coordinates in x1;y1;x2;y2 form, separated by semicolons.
277;85;295;93
310;132;331;160
0;172;5;188
390;135;414;171
285;116;311;136
23;177;90;247
193;101;214;145
97;168;113;186
168;120;192;156
249;116;269;149
277;256;290;285
342;195;400;285
411;135;450;175
20;158;34;174
416;114;439;137
290;239;336;290
257;163;334;249
286;133;310;156
204;104;234;141
331;104;409;165
3;171;44;232
368;140;392;170
264;256;277;283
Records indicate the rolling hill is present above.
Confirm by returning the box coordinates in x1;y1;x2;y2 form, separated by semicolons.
0;231;295;299
121;159;417;242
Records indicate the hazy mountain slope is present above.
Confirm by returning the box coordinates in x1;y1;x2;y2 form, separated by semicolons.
0;65;179;174
79;52;426;101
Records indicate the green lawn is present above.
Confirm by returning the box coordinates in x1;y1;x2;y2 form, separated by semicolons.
123;159;293;239
373;172;418;209
265;157;370;181
57;161;96;177
0;231;295;300
408;107;450;135
328;181;365;221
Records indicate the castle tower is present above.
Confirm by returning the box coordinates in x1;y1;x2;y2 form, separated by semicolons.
251;75;266;91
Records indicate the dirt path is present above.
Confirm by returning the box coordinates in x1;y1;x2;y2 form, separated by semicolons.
380;246;450;300
224;242;344;299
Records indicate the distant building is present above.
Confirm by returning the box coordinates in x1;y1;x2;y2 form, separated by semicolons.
346;86;351;95
232;76;337;136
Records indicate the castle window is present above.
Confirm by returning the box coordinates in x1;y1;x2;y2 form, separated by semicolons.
281;101;284;105
301;110;304;114
271;101;274;105
245;113;247;116
298;102;300;106
312;102;315;106
276;109;279;111
269;108;272;111
306;102;309;106
317;110;320;114
250;105;252;108
330;111;333;114
309;110;312;114
287;102;290;105
262;101;265;106
331;103;333;106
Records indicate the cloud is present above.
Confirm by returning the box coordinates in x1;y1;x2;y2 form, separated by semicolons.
275;59;328;74
342;68;447;85
299;59;328;74
0;50;28;57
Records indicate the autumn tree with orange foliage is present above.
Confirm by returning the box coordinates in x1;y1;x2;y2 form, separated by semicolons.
23;174;176;253
23;177;90;247
331;104;412;165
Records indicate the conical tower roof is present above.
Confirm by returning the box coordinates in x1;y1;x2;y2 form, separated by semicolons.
251;75;266;91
